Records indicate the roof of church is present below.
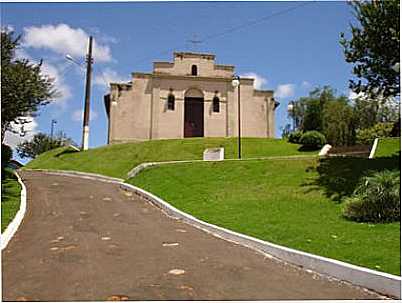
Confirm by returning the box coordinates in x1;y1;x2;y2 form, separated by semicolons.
173;52;215;60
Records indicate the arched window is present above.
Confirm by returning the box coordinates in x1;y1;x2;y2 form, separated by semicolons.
167;93;175;110
213;95;220;113
191;65;198;76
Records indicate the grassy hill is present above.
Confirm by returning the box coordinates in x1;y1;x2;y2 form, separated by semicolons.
25;138;316;179
1;168;22;232
374;137;400;158
128;156;400;275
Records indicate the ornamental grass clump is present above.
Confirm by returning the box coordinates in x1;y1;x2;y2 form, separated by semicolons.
343;170;400;223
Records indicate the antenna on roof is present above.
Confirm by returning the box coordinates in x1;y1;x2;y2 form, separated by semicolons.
186;34;202;52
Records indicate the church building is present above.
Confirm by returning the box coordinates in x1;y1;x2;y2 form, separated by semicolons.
104;52;278;143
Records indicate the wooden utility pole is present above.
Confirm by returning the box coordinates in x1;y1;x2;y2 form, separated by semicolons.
237;79;241;159
82;36;93;151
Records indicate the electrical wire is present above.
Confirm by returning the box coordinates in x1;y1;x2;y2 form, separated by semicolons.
131;1;315;66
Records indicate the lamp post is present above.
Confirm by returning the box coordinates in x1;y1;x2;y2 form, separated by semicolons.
232;75;241;159
50;119;57;139
65;36;93;151
287;101;295;131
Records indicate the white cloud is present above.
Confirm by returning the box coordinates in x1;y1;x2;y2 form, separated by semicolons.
22;24;112;62
1;24;14;33
13;47;72;106
301;81;311;88
94;68;129;90
41;62;72;105
275;84;295;98
240;72;267;90
71;109;98;123
3;117;38;149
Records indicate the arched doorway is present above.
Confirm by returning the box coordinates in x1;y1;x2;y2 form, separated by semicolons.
184;88;204;137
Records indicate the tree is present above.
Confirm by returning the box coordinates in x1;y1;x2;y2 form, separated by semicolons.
353;95;400;130
323;99;356;146
290;86;359;146
290;86;336;132
340;0;400;98
1;31;57;142
16;132;73;159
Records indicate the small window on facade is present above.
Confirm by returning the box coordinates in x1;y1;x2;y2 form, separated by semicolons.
191;65;198;76
213;96;220;113
167;93;175;110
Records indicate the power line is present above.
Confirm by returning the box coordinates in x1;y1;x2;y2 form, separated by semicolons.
132;1;315;66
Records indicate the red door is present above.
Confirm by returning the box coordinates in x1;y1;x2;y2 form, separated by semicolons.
184;97;204;137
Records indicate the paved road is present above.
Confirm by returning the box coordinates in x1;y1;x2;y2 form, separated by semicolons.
2;170;382;301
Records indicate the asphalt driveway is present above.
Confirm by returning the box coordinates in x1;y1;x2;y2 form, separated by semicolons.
2;170;383;300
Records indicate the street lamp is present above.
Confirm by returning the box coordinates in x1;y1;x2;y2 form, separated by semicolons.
287;101;295;131
232;75;241;159
50;119;57;139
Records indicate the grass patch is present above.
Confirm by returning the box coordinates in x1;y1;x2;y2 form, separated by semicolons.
26;138;316;179
128;157;400;275
1;168;22;232
374;137;400;158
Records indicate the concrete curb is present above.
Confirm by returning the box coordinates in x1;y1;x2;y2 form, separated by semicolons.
22;169;401;298
26;169;124;183
127;155;317;178
1;171;27;250
318;144;332;157
119;182;401;299
369;138;379;159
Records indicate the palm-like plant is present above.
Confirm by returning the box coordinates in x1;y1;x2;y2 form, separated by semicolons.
343;170;400;223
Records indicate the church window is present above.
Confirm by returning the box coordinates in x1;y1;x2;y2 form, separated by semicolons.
167;93;175;110
191;65;198;76
213;95;220;113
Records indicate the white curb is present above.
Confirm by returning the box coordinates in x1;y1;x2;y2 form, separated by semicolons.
318;144;332;157
121;182;401;299
19;169;402;298
29;169;124;183
1;171;27;250
369;138;379;159
127;155;317;179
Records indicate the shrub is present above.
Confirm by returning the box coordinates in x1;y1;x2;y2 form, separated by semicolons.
343;170;400;223
2;144;12;166
1;144;12;180
288;130;303;144
300;131;326;150
356;122;394;145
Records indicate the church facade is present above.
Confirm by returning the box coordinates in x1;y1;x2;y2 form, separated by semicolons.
104;52;278;144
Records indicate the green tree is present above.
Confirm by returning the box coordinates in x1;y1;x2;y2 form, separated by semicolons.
323;99;356;146
291;86;336;132
1;31;57;142
16;132;73;159
353;96;400;130
340;0;400;98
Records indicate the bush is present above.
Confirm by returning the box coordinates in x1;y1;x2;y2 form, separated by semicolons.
1;144;12;180
356;122;394;145
2;144;12;166
343;170;400;223
288;130;303;144
300;131;326;150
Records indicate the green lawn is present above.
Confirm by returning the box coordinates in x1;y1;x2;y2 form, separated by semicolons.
375;137;400;158
26;138;316;179
128;156;401;276
1;168;22;232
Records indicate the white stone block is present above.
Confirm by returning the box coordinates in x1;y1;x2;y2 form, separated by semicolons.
203;148;224;161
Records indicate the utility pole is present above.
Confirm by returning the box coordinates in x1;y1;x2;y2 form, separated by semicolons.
237;79;241;159
82;36;93;151
50;119;57;139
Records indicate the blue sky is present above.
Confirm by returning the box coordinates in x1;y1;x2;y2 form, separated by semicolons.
2;1;358;161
